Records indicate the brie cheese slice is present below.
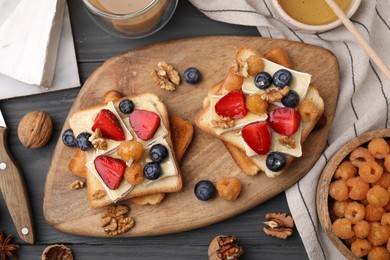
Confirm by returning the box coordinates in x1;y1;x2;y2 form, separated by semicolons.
242;58;311;105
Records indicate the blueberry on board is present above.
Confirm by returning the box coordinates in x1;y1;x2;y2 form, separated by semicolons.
254;71;273;89
281;90;300;108
62;129;77;147
273;69;292;88
76;132;92;151
194;180;216;201
150;144;168;162
144;162;161;180
183;67;201;84
266;152;287;172
119;99;135;114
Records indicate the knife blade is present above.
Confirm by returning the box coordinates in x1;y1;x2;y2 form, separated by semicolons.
0;109;35;244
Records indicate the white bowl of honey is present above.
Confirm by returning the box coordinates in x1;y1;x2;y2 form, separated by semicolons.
271;0;361;34
82;0;178;38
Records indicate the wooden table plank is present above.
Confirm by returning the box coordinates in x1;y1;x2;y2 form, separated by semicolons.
0;0;309;258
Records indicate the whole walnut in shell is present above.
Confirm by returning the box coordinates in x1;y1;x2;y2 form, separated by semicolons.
18;111;53;149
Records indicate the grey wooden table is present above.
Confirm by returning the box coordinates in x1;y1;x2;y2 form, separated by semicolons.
0;0;309;259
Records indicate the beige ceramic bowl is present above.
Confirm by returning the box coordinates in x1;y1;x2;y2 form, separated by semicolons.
270;0;361;34
317;129;390;259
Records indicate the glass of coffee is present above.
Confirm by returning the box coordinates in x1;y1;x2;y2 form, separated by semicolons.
82;0;178;38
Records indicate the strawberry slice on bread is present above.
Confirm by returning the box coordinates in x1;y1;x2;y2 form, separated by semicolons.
269;107;301;137
94;155;126;190
215;90;247;120
129;109;161;141
92;109;125;141
242;121;271;155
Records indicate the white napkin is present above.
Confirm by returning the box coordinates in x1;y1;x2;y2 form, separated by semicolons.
0;0;80;99
188;0;390;259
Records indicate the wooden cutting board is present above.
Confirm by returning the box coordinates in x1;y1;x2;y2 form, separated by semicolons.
44;36;339;237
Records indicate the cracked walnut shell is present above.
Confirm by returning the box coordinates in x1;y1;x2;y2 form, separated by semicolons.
208;235;244;260
42;244;73;260
18;111;53;149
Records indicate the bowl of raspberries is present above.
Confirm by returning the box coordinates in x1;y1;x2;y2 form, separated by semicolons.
317;129;390;259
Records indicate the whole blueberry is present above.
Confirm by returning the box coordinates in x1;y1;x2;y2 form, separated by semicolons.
119;99;135;114
254;71;273;89
281;90;300;108
194;180;216;201
273;69;292;88
76;132;92;151
150;144;168;162
183;67;201;84
144;162;161;180
266;152;287;172
62;129;77;147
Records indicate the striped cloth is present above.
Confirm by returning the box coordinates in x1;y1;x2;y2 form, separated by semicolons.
188;0;390;259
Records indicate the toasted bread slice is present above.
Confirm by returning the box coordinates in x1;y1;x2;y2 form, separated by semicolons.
68;150;88;179
195;47;324;177
67;91;194;207
68;115;194;206
68;93;184;208
223;86;323;176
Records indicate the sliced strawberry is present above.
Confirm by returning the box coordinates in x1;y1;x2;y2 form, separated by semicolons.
241;121;271;155
269;107;301;136
215;90;247;120
92;109;125;141
129;109;161;141
94;155;126;190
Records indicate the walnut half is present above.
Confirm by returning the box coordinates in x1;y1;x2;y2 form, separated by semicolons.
278;135;296;149
100;204;135;236
263;213;294;239
210;117;235;129
69;180;85;190
260;86;290;102
90;128;108;150
208;235;244;260
152;61;180;91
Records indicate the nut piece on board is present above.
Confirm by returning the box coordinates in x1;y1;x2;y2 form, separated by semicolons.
101;90;123;104
18;111;53;149
263;213;294;239
100;204;135;236
42;244;73;260
69;180;85;190
208;235;243;260
152;61;180;91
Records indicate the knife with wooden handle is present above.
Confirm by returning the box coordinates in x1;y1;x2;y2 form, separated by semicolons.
0;109;35;244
